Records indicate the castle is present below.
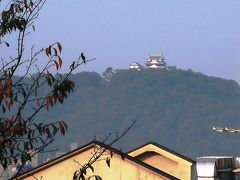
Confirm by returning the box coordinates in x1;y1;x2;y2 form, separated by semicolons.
129;54;176;71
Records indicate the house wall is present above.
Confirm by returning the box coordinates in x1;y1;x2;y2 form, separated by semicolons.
128;144;193;180
140;153;178;177
20;147;170;180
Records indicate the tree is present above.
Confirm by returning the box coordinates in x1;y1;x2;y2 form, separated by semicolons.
102;67;114;81
73;120;135;180
0;0;92;175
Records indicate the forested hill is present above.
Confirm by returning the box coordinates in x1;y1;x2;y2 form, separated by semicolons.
37;69;240;159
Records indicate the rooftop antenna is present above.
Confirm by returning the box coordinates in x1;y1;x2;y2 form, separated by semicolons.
161;53;165;61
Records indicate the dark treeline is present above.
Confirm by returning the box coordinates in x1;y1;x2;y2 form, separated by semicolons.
32;69;240;159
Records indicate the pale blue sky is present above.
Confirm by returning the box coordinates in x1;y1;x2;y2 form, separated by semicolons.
21;0;240;82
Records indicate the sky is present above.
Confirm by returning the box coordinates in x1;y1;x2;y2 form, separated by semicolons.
6;0;240;82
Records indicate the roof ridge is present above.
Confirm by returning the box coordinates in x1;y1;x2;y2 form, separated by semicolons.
12;141;179;180
127;142;196;164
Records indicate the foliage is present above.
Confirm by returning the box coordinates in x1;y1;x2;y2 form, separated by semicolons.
73;120;135;180
102;67;114;81
36;69;240;159
0;0;90;173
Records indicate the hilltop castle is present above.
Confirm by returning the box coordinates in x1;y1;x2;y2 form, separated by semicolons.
146;54;166;69
129;54;176;71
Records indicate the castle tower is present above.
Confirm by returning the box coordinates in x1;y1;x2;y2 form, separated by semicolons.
146;54;167;69
129;62;143;71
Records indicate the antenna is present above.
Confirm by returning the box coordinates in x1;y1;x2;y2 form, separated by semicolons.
162;53;165;61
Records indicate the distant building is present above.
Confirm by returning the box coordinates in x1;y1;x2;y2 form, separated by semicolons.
71;143;78;151
146;54;167;69
196;156;240;179
28;150;38;168
55;152;65;158
43;153;51;163
129;62;143;71
0;151;38;180
0;164;15;180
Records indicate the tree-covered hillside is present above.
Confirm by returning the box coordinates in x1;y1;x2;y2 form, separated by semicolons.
37;69;240;159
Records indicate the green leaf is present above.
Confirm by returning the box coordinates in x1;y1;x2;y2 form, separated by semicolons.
59;122;66;135
1;158;7;169
82;168;86;175
80;173;85;180
89;165;94;173
106;158;111;168
32;25;35;31
52;124;58;136
73;171;79;179
2;106;6;113
45;127;51;138
120;153;125;160
21;87;26;98
5;42;9;47
48;45;52;56
61;121;68;130
95;175;102;180
56;42;62;53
